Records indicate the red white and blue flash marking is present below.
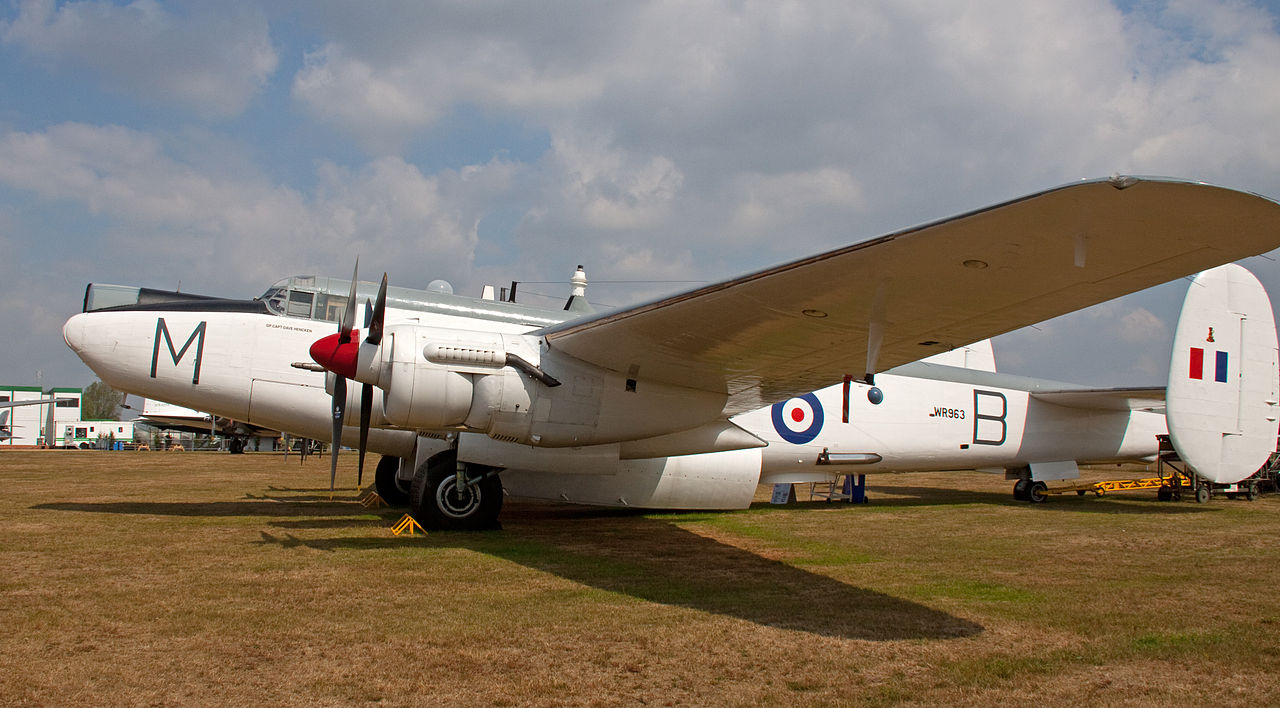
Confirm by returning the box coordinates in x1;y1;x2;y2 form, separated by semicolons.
771;393;824;444
1189;347;1229;383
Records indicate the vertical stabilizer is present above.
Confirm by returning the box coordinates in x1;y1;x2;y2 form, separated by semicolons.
1166;264;1279;483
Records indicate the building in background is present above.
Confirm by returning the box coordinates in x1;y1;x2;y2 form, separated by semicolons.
0;386;84;447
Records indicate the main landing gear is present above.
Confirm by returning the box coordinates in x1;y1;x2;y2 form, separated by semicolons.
374;455;411;507
1012;477;1048;503
409;449;503;530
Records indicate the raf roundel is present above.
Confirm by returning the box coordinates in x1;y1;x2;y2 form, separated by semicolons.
771;393;825;444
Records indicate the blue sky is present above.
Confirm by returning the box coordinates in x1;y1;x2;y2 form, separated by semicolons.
4;0;1280;389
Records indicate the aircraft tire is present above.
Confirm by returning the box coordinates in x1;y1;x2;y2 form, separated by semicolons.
374;455;410;507
1013;479;1030;501
409;450;502;531
1028;481;1048;504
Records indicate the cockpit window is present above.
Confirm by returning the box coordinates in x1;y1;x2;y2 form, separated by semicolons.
321;295;348;323
257;286;285;314
286;290;314;318
260;287;287;315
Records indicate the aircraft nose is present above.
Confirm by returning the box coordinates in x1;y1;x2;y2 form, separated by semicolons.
63;313;89;354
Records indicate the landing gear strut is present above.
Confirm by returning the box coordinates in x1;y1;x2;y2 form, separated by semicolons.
409;450;503;530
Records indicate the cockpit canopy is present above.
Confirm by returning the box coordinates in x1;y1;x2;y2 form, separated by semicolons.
258;275;374;322
256;274;576;328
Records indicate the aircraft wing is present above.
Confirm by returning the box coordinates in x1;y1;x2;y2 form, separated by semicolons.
539;177;1280;415
1030;387;1166;412
0;398;76;409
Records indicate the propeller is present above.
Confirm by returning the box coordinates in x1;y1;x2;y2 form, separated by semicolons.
318;260;360;495
356;274;388;488
308;263;389;494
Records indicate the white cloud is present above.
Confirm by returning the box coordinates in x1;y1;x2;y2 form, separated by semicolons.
550;132;684;231
0;123;495;294
310;157;479;281
729;168;864;236
2;0;277;117
6;1;1280;386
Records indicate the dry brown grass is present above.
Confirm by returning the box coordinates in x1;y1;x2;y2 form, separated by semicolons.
2;451;1279;706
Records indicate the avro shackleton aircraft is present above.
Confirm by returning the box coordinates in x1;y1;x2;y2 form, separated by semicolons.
64;177;1280;530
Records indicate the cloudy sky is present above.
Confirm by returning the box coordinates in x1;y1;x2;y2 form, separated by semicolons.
4;0;1280;391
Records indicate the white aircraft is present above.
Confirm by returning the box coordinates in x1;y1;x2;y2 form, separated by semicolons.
63;177;1280;529
133;398;280;453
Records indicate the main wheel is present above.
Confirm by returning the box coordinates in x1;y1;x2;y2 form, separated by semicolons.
409;450;503;530
1013;479;1031;501
374;455;410;506
1195;485;1211;504
1028;481;1048;504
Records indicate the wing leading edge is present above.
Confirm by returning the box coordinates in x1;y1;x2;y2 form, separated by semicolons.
541;177;1280;415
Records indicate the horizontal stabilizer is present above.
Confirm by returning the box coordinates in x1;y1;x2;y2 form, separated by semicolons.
1030;387;1165;412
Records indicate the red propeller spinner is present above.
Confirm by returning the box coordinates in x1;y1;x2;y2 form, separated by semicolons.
309;329;360;379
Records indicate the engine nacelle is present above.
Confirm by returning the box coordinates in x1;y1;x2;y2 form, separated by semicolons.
375;324;728;447
380;326;523;431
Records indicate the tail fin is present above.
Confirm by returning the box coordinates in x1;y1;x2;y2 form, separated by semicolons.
1166;264;1279;483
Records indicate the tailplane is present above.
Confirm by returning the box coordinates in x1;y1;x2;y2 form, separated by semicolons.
1166;264;1279;484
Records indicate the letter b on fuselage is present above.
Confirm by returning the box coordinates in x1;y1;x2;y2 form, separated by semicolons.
972;389;1007;446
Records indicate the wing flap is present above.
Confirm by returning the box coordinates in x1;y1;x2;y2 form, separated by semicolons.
542;178;1280;414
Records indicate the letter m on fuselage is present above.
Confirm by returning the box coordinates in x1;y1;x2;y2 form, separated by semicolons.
151;318;206;385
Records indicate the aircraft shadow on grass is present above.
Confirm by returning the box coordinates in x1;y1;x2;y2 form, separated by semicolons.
34;495;981;642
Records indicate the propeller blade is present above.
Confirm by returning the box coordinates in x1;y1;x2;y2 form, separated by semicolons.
330;375;345;493
328;258;362;494
358;383;372;487
367;273;388;346
339;259;359;344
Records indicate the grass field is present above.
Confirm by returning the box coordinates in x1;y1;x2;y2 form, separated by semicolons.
2;451;1279;706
